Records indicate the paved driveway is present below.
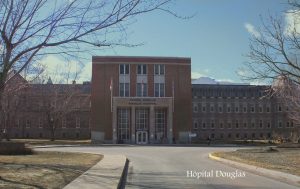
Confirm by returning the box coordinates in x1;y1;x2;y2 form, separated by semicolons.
37;145;298;189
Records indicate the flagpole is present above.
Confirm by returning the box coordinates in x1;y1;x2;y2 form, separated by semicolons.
172;80;174;112
110;78;113;112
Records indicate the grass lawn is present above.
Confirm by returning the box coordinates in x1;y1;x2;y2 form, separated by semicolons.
213;148;300;176
0;151;102;189
10;139;91;146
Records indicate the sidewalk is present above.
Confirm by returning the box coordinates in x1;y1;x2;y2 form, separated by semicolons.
209;153;300;187
64;154;128;189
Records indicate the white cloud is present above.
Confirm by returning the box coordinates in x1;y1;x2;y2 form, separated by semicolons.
244;22;261;38
191;71;206;79
285;9;300;36
36;55;91;84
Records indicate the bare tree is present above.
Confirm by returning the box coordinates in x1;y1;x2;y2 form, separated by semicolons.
0;0;176;96
243;0;300;140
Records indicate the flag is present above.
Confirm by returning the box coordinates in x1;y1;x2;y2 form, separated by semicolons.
110;78;113;91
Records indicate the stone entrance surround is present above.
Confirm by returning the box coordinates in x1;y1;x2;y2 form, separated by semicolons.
112;97;173;144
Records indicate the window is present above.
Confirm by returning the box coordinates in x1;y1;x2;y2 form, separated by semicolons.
193;121;198;129
252;133;255;138
193;104;198;113
260;133;264;138
62;118;67;128
220;133;224;138
228;133;232;138
251;122;255;128
267;122;271;128
266;106;270;113
219;122;224;129
235;106;239;113
202;122;206;129
278;121;282;128
251;106;255;113
227;106;231;113
243;122;247;129
136;108;149;130
137;64;147;75
38;118;43;128
202;105;206;112
259;106;263;113
155;109;166;139
243;106;247;113
291;121;294;128
278;105;282;112
76;118;80;128
235;121;239;129
118;108;130;141
120;64;129;75
154;83;165;97
137;83;147;97
154;64;165;75
236;133;240;138
218;106;223;113
286;122;290;128
26;120;31;128
211;121;215;129
244;133;248;139
259;120;263;128
227;122;232;129
210;105;214;112
119;83;130;97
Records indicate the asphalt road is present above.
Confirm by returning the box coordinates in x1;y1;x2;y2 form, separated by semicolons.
37;145;298;189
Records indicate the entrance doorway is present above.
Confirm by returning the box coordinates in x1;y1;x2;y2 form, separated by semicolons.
136;131;148;144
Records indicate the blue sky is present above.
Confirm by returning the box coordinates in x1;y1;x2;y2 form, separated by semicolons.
41;0;292;84
93;0;288;83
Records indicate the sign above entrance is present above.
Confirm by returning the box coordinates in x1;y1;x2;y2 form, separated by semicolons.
129;98;157;105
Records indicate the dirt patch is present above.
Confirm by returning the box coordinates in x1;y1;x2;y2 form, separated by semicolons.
213;148;300;176
0;151;102;189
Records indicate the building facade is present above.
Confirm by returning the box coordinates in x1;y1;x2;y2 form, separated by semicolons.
0;73;91;140
91;56;192;144
192;84;299;141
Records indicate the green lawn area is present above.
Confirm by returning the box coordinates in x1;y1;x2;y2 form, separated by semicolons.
0;151;102;189
213;148;300;176
10;139;91;146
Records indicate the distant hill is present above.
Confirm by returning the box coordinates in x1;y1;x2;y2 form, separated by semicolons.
192;77;249;85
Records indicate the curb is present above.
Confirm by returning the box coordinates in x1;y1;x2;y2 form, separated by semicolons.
64;154;128;189
208;153;300;187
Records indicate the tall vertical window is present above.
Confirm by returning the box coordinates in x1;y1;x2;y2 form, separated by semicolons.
117;108;130;141
136;83;147;97
154;83;165;97
119;83;130;97
38;118;43;128
154;64;165;75
76;118;80;128
119;64;129;74
137;64;147;75
155;109;166;140
136;108;149;130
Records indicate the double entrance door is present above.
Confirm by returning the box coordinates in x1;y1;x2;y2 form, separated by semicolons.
136;131;148;144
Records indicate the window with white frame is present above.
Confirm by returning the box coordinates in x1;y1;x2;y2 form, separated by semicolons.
193;121;198;129
136;83;147;97
154;64;165;75
137;64;147;75
119;83;130;97
154;83;165;97
118;108;130;141
119;64;129;75
76;118;80;128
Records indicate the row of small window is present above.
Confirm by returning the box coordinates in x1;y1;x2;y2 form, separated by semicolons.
11;118;86;129
193;103;288;113
193;120;294;129
12;132;84;139
192;89;266;98
200;133;272;139
120;64;165;75
119;83;165;97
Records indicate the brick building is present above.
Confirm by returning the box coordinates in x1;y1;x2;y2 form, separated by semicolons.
192;84;299;141
91;56;192;144
0;72;91;140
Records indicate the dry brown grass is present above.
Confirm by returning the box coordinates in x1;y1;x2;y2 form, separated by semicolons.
213;148;300;176
11;139;91;146
0;151;102;189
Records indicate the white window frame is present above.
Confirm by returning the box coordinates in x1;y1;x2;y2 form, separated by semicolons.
154;64;165;75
